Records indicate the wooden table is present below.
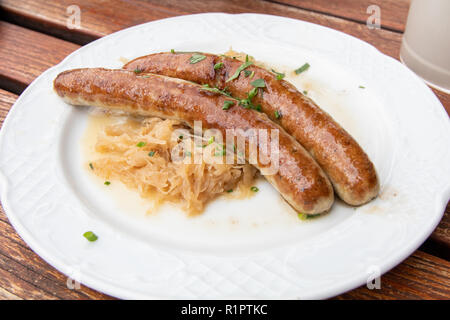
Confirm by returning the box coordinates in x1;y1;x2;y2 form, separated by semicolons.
0;0;448;300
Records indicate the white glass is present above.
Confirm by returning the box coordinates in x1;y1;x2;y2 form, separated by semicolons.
400;0;450;93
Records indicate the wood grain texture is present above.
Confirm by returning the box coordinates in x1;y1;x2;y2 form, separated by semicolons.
1;0;403;58
336;251;450;299
432;89;450;117
1;0;184;43
1;0;449;117
0;89;16;128
427;204;450;260
0;21;79;94
433;204;450;247
271;0;411;32
0;286;21;300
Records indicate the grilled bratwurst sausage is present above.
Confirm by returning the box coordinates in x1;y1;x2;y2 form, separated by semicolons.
123;52;379;205
54;68;334;214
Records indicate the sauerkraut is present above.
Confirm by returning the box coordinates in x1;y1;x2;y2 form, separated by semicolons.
89;116;257;215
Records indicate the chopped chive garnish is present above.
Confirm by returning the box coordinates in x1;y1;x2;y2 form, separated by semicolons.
136;141;146;147
189;54;206;64
134;68;143;74
250;78;266;88
148;151;155;157
226;61;253;82
271;69;285;80
239;91;261;110
295;63;310;75
226;189;233;193
170;50;199;54
239;99;250;109
222;100;234;110
250;186;259;192
239;80;264;110
179;135;183;139
359;85;366;89
298;213;320;220
303;90;308;95
208;136;215;144
244;70;252;77
104;181;111;185
247;87;258;100
83;231;98;242
245;54;249;62
274;110;282;119
214;62;224;70
200;85;234;98
89;163;94;170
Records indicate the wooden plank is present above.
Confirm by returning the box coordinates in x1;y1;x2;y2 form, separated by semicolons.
0;21;79;94
1;0;403;57
427;203;450;260
0;266;57;300
336;251;450;299
432;89;450;116
0;286;22;300
0;89;16;129
1;0;185;44
271;0;411;32
2;1;449;117
0;247;85;300
433;204;450;247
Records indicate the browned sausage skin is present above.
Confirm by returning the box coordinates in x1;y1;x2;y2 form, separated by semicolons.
123;52;379;205
54;68;334;214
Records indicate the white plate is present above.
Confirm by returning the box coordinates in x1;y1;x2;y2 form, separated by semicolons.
0;13;449;299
